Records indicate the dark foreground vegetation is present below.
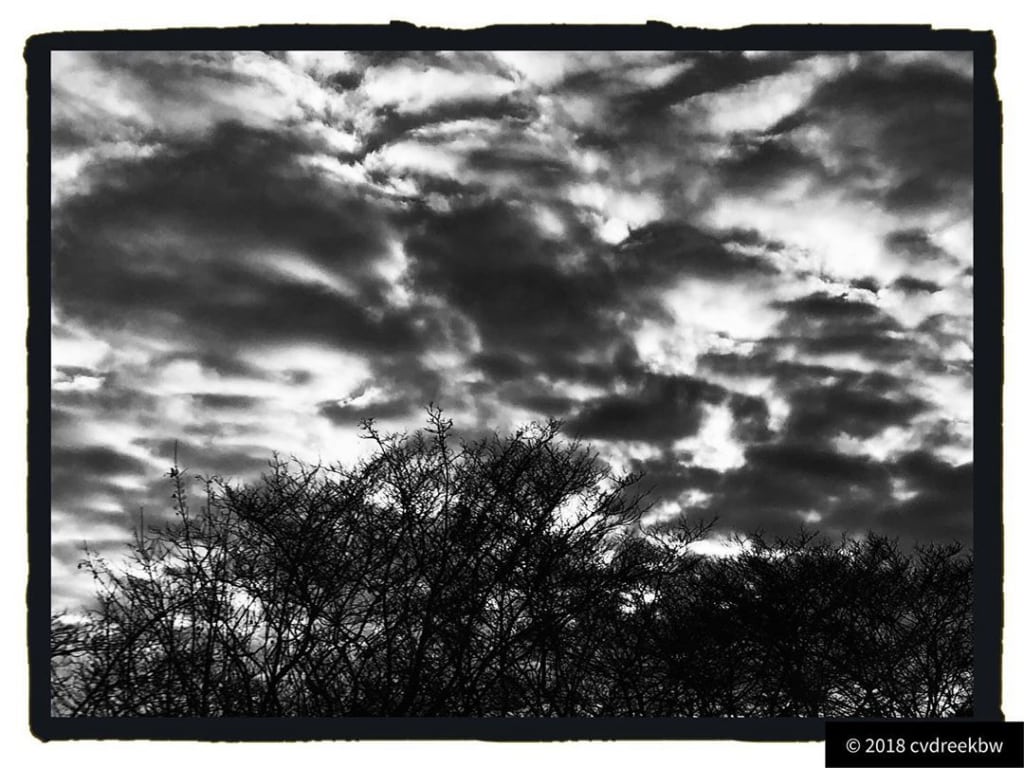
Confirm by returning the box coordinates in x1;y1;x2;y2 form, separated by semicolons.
51;409;973;717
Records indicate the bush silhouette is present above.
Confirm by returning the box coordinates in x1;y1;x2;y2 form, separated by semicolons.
50;408;973;717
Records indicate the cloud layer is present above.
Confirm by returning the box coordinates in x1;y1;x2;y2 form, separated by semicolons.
51;49;974;608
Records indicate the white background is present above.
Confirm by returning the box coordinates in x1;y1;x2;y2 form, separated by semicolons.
2;2;1018;766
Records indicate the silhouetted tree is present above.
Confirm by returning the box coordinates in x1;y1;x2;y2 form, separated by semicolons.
652;531;973;717
50;408;973;717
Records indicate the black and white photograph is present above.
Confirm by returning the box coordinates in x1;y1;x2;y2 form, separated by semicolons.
31;24;1000;740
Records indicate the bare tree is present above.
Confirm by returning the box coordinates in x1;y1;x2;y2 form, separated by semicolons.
50;408;973;717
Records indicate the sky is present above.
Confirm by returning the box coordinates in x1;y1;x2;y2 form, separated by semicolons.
50;49;974;609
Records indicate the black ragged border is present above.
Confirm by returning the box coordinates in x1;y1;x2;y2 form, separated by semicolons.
26;23;1002;741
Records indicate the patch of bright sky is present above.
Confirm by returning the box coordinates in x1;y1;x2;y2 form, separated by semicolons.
284;50;361;80
546;376;610;402
51;52;152;127
634;279;782;378
917;380;973;459
53;136;166;203
891;476;919;503
803;350;886;375
52;372;104;393
932;216;974;266
376;239;413;308
833;425;921;463
624;58;694;89
110;345;378;476
58;50;364;157
360;63;517;114
684;54;848;135
251;250;362;299
643;493;713;527
685;534;752;558
51;323;114;372
797;510;824;524
568;182;663;244
663;277;783;343
597;441;666;472
298;154;374;191
672;403;747;472
301;118;361;154
227;50;341;119
489;51;593;88
702;188;911;283
494;50;680;89
883;50;973;79
367;138;467;179
420;345;471;375
532;204;568;239
51;516;134;550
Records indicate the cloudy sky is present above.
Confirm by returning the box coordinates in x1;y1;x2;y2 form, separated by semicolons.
50;49;973;608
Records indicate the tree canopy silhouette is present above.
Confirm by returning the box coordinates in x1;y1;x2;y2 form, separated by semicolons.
50;408;973;717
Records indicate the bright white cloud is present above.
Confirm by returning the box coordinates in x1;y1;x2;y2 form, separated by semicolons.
672;403;747;473
361;63;517;114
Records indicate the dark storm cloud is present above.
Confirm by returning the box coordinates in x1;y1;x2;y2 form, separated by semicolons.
189;393;265;410
850;277;881;293
51;120;99;152
704;442;894;534
567;372;727;442
619;51;810;118
776;292;886;321
132;437;270;479
769;56;973;212
152;350;270;380
700;350;927;422
470;351;532;383
463;143;579;191
52;380;162;426
360;94;539;157
536;342;648;391
325;68;363;92
728;393;772;443
783;382;929;441
885;228;951;262
890;276;943;294
626;437;971;544
55;365;101;379
877;452;973;543
627;452;723;500
403;198;622;363
317;397;418;425
51;445;151;478
675;326;968;540
466;376;582;419
53;121;423;356
49;444;163;538
508;392;579;417
699;348;835;383
548;53;820;220
718;136;826;192
772;291;917;361
613;220;779;283
701;317;935;443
